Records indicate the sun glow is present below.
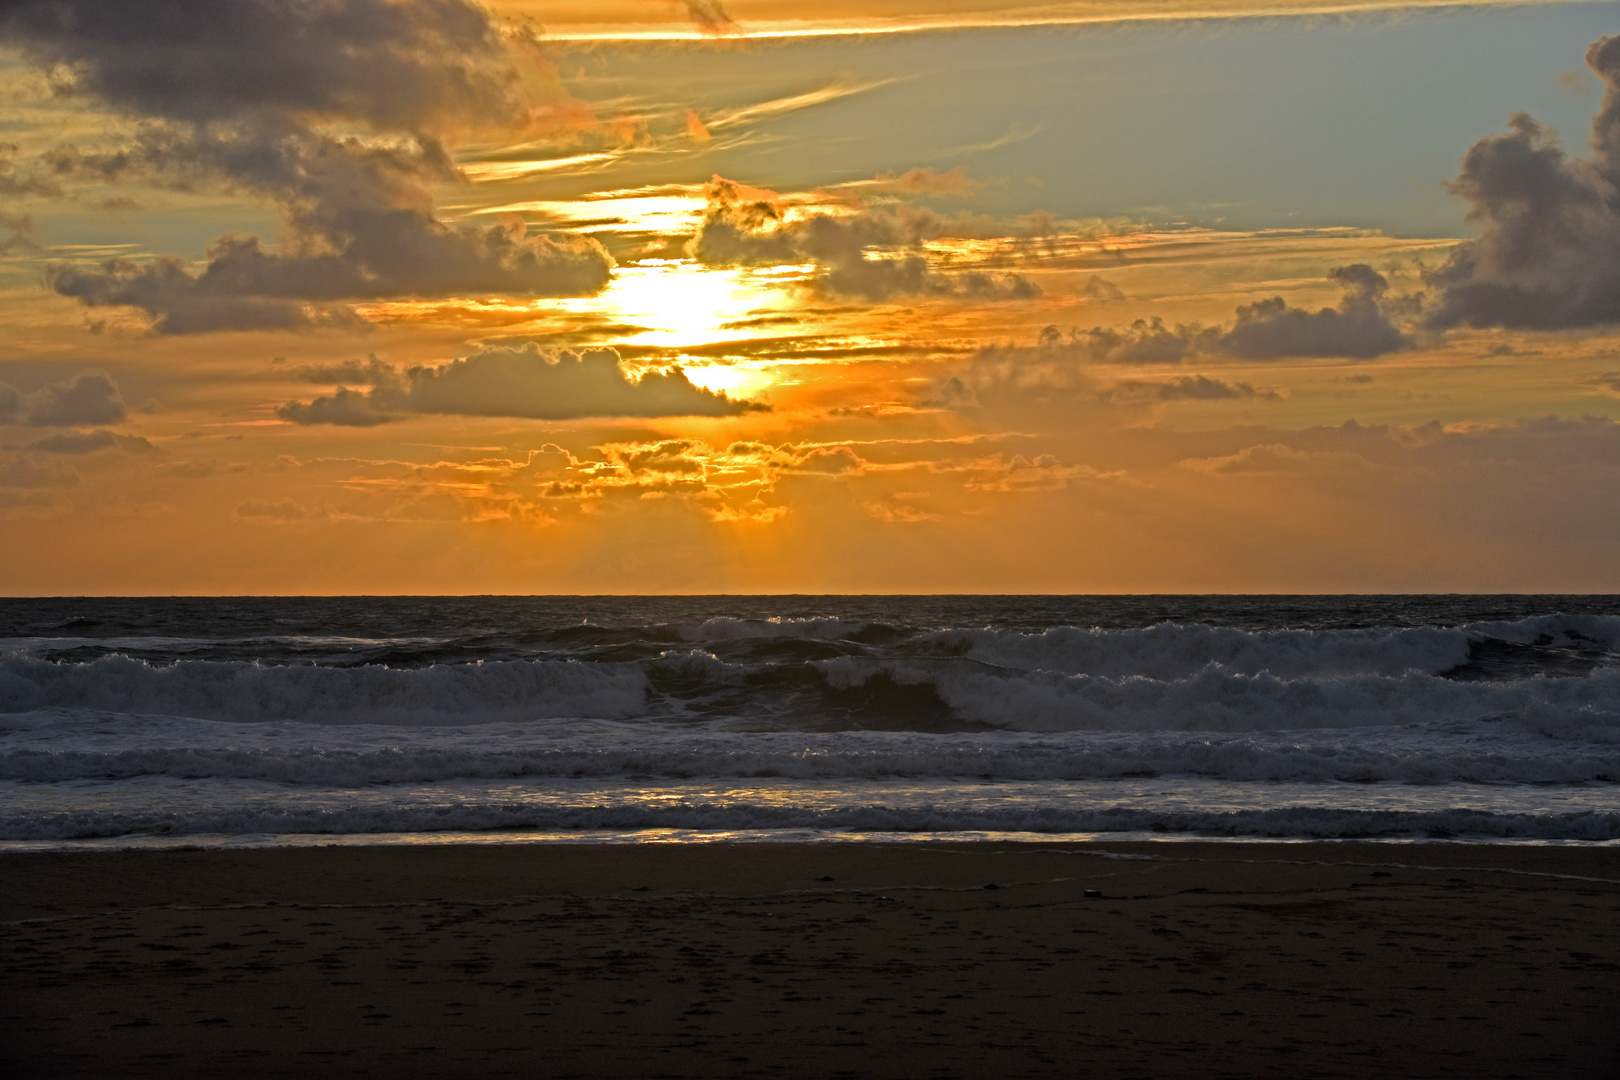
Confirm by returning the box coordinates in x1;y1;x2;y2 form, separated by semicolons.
589;260;798;346
678;361;782;399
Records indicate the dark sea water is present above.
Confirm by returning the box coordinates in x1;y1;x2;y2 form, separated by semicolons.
2;595;1618;847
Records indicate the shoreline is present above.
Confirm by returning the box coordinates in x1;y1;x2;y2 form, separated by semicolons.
6;829;1620;854
4;840;1619;1077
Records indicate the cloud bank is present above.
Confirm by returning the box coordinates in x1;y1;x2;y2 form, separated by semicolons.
1;0;614;333
277;345;767;425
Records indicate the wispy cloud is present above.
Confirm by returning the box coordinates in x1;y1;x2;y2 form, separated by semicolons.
525;0;1578;41
705;79;906;130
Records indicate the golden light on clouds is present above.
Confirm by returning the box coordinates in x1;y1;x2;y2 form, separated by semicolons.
494;0;1602;40
1;0;1619;592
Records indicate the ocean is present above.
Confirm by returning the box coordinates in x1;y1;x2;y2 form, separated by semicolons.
2;595;1618;849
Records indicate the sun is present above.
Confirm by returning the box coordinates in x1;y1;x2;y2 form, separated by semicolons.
600;260;782;347
539;256;810;400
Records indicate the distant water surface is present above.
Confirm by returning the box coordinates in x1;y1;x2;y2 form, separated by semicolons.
2;595;1618;847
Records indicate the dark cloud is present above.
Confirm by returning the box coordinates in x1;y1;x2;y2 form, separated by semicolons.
1050;265;1409;365
288;356;400;386
277;345;767;425
3;0;613;333
1218;265;1410;360
936;268;1404;410
0;372;128;427
276;387;393;428
1426;36;1620;330
690;177;1038;302
0;0;521;128
1069;317;1208;364
44;257;369;335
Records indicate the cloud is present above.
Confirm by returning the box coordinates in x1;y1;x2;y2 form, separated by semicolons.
1217;265;1411;359
0;142;57;200
820;250;1040;304
680;1;739;36
961;453;1110;492
44;259;368;335
43;225;613;335
4;0;614;333
618;440;707;474
288;356;401;386
1081;276;1126;301
276;388;394;428
712;440;871;479
253;434;1104;532
25;429;150;455
862;500;941;523
0;212;33;253
1069;317;1209;365
277;345;766;425
689;176;1038;302
1110;375;1286;402
517;437;879;520
685;108;712;143
0;458;77;489
0;490;52;509
852;167;981;196
783;445;865;475
0;372;128;427
1426;35;1620;330
233;499;324;523
957;266;1409;397
1;0;523;129
1063;264;1408;363
1180;443;1367;474
1176;415;1620;479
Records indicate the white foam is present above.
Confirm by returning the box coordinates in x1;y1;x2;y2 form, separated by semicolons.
2;775;1617;843
3;709;1616;785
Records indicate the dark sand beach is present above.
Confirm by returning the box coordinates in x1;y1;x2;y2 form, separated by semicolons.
3;842;1618;1079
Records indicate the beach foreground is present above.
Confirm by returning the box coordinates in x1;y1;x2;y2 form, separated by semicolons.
2;842;1617;1078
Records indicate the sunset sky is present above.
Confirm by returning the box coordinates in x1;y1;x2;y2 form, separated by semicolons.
2;0;1619;593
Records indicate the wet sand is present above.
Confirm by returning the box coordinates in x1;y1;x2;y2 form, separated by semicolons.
3;841;1618;1078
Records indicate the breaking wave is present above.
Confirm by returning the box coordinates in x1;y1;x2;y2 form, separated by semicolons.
5;599;1619;846
1;612;1617;733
